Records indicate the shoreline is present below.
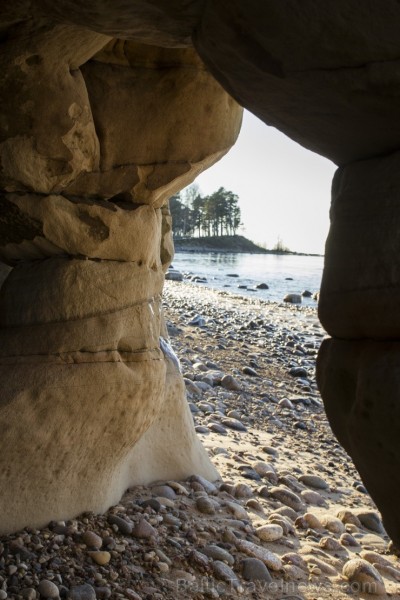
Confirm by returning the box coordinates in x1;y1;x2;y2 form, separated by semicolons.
0;282;395;600
173;235;323;257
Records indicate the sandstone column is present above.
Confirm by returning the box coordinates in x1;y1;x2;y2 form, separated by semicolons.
317;152;400;545
0;25;242;533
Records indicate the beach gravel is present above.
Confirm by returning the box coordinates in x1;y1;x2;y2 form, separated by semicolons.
0;281;397;600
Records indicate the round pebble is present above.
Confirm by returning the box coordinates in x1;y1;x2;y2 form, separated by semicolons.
342;558;385;595
88;551;111;566
241;557;272;583
38;580;59;599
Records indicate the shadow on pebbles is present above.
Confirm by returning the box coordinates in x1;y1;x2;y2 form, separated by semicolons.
1;282;399;600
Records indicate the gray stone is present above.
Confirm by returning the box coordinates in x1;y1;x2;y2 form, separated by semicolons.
188;315;206;327
21;590;37;600
209;422;227;434
191;474;218;494
289;366;308;378
82;530;103;550
38;580;59;599
165;269;183;281
221;417;247;432
284;294;302;304
242;366;258;377
94;588;112;600
132;518;157;539
196;496;216;515
241;558;272;583
150;484;176;500
342;559;385;595
357;511;384;534
269;486;304;511
212;561;242;590
108;514;133;535
69;584;97;600
221;375;241;391
298;474;329;490
201;545;234;565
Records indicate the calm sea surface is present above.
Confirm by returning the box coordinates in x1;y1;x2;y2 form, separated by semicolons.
171;252;324;306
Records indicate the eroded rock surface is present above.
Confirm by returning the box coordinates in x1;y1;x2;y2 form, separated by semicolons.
0;6;241;533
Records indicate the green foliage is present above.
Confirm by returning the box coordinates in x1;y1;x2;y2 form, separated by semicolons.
169;185;242;238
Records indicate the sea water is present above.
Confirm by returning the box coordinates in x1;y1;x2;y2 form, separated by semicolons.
171;252;324;306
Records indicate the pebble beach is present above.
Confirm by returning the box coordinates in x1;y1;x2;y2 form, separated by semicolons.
1;281;399;600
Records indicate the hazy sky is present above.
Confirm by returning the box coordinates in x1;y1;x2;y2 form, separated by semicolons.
193;110;337;255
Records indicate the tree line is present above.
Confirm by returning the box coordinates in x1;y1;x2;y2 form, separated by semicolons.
169;185;241;238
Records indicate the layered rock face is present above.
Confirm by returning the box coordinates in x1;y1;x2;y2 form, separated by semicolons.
192;0;400;546
2;0;400;545
317;153;400;545
0;12;242;533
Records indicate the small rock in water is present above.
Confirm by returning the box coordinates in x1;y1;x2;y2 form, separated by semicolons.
342;558;385;595
241;558;272;583
165;269;183;281
256;282;269;289
302;290;312;297
284;293;301;304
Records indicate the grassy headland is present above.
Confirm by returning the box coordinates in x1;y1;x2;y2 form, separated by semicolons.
173;235;321;256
